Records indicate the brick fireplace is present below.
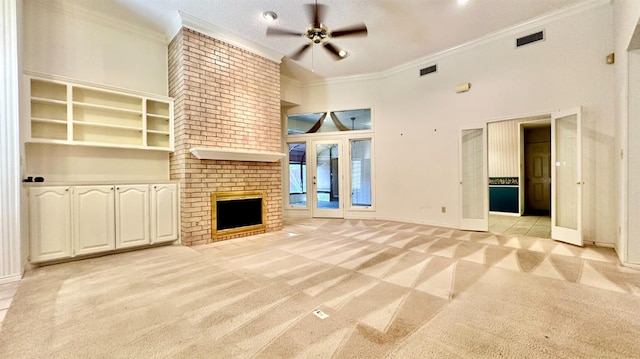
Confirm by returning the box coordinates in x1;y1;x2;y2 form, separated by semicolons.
168;27;283;246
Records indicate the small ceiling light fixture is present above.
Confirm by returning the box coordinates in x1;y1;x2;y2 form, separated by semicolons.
338;50;348;58
457;0;470;5
262;11;277;21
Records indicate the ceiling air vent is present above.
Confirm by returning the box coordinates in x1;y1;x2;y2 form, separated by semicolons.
516;30;544;48
420;64;437;77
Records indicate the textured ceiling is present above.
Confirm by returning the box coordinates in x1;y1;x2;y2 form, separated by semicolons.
64;0;593;81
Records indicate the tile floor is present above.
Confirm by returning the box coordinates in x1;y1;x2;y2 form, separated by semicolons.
489;213;551;238
0;281;19;328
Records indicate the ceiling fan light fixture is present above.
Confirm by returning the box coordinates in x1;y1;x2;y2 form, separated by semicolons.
262;11;278;21
339;50;348;58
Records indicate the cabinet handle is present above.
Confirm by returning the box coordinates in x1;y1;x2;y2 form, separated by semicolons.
65;188;69;192
116;187;120;190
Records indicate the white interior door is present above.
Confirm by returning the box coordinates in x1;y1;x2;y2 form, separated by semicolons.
312;140;344;218
551;107;582;246
459;127;488;231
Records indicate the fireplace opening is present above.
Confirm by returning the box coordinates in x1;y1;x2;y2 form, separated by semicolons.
217;198;262;230
211;191;266;239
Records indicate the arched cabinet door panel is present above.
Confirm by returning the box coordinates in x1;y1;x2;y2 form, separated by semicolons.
29;187;72;262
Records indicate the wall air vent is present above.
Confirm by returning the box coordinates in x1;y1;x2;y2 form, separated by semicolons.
516;30;544;48
420;64;437;77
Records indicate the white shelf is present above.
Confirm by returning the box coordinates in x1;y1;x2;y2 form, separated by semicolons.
32;117;67;125
31;97;66;105
190;147;285;162
26;75;174;152
73;121;142;132
147;113;170;120
147;130;170;135
73;101;143;115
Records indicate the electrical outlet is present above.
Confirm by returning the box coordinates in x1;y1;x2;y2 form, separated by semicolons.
441;207;446;213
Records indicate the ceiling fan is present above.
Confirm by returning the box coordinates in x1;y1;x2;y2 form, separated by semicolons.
266;0;368;61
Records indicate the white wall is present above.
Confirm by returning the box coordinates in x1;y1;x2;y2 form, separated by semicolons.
21;0;171;183
23;0;168;95
613;0;640;263
289;3;616;244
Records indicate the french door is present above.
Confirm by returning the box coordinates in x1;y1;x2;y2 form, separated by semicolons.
551;107;582;246
311;140;344;218
459;127;488;231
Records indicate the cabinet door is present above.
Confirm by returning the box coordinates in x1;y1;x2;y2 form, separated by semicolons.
115;185;150;248
29;187;72;262
150;184;179;243
73;186;115;255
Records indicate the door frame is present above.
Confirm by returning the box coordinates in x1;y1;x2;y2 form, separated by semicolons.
284;132;376;220
518;119;551;215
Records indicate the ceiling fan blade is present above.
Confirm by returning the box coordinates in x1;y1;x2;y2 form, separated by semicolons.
305;3;327;28
289;43;312;61
323;42;345;61
331;24;368;38
266;27;304;37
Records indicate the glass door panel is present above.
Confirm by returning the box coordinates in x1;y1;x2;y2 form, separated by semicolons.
288;143;307;207
551;108;582;246
351;139;372;207
459;128;488;231
312;141;343;218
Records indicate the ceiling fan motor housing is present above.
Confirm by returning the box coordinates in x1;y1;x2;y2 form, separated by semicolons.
307;25;328;44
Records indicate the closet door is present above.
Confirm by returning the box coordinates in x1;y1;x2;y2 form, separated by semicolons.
459;127;488;231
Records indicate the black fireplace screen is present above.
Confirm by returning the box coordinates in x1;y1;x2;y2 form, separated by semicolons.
216;198;263;231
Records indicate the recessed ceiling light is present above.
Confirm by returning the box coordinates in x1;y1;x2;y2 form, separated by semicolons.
262;11;277;21
457;0;470;5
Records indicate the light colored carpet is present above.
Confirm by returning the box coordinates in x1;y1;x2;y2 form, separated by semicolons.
1;218;639;358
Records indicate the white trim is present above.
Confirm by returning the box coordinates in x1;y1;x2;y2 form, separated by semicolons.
0;274;22;285
1;0;23;281
26;0;166;44
179;12;283;64
281;76;302;88
300;0;610;87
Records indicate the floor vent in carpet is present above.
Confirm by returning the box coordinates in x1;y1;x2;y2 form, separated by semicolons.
313;309;329;319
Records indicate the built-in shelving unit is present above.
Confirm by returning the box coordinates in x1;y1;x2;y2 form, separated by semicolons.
27;75;174;151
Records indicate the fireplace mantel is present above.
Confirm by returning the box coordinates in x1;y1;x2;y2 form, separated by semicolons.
190;147;285;162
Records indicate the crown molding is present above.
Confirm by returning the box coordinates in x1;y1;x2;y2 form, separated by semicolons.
299;0;610;87
26;0;166;44
179;12;284;64
280;76;302;88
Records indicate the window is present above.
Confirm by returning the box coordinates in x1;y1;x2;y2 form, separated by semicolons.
288;109;371;135
351;139;372;207
288;143;307;207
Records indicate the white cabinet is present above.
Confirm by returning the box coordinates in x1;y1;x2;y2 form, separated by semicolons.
115;185;150;248
27;75;174;151
151;184;179;243
73;186;116;256
28;183;179;263
29;187;72;262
